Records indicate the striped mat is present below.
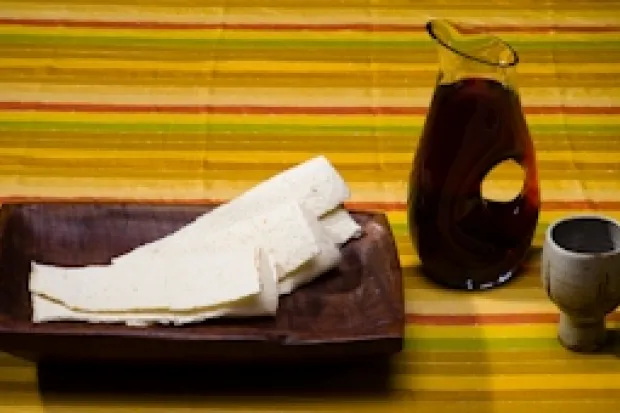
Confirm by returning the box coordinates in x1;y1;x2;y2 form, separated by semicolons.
1;0;619;411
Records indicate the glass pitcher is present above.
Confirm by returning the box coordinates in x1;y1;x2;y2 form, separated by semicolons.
407;20;541;290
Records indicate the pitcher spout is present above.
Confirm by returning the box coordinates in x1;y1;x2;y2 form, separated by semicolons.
426;19;519;86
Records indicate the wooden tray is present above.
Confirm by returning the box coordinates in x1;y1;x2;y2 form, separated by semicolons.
0;203;404;364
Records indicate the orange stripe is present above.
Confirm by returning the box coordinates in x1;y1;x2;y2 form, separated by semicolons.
1;197;619;212
407;312;620;325
1;18;620;33
1;102;619;115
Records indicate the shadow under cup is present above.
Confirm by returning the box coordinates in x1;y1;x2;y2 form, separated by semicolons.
544;215;620;352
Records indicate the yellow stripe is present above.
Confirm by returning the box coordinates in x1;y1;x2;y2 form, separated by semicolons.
400;252;538;269
2;176;619;204
0;353;32;367
2;25;620;42
394;373;620;391
0;366;37;383
397;350;619;363
406;299;559;316
0;389;43;413
2;111;620;128
2;83;620;107
396;359;620;376
2;58;619;75
0;177;617;206
0;394;617;413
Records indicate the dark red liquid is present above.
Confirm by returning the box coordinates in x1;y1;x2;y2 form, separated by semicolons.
408;78;540;290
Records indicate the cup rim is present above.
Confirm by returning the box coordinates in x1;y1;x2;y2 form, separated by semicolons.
545;214;620;258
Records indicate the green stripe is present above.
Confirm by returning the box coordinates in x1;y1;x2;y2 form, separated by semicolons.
0;132;618;144
405;337;561;351
0;70;615;89
0;165;207;180
393;222;607;238
3;44;620;65
0;121;417;134
2;34;620;51
0;137;619;153
2;121;620;135
532;124;620;134
405;335;620;351
1;34;434;49
0;161;617;183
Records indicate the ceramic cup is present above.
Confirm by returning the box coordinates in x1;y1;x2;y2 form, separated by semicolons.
541;215;620;352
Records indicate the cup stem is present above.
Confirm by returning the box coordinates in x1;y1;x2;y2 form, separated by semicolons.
558;313;607;352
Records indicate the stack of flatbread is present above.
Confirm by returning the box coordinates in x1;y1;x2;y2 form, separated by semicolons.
29;156;363;327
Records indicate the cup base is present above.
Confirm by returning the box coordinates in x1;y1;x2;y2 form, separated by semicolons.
557;313;607;353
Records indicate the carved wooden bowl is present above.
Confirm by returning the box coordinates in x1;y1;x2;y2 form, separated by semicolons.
0;202;405;365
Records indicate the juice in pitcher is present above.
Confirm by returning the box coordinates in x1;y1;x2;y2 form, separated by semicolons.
408;20;540;290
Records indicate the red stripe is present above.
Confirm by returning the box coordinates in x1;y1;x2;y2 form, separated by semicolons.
1;18;620;33
345;201;620;212
531;106;620;115
0;102;423;115
0;197;231;205
0;197;619;212
1;102;619;115
407;312;620;325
